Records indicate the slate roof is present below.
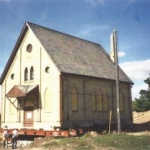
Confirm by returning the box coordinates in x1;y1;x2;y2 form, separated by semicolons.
28;22;133;83
0;22;133;84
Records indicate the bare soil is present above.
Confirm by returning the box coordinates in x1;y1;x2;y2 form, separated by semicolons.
133;111;150;123
132;111;150;133
129;111;150;135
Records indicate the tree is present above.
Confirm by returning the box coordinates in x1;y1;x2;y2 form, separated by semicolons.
133;74;150;112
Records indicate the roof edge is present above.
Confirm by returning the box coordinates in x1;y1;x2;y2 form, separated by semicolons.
60;72;134;84
27;22;104;48
0;22;29;85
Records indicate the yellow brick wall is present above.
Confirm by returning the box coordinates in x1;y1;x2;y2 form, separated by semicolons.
62;74;132;126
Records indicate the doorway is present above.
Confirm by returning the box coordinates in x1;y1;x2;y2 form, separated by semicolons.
24;106;34;127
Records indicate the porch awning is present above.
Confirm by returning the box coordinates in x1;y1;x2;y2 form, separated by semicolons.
6;85;38;98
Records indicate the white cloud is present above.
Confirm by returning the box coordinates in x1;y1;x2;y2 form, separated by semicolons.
120;59;150;80
120;59;150;99
85;0;149;7
76;25;108;38
131;81;148;99
85;0;136;6
85;0;105;6
118;51;126;58
127;0;147;4
0;0;11;2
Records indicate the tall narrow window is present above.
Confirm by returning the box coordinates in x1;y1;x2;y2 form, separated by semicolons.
92;92;96;111
71;87;78;111
30;66;34;80
10;98;15;114
24;67;28;81
120;93;124;112
44;88;51;112
103;93;108;112
97;91;103;111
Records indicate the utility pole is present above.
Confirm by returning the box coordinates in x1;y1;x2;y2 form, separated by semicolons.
113;29;121;133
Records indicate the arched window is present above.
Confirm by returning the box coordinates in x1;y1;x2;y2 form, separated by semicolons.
97;90;103;111
120;92;124;112
24;67;28;81
10;98;15;114
30;66;34;80
44;88;51;112
71;87;78;111
103;93;108;112
92;92;96;111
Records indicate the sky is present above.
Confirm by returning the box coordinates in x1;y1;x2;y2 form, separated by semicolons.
0;0;150;100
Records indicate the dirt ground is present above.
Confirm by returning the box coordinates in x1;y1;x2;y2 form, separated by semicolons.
130;111;150;135
133;111;150;124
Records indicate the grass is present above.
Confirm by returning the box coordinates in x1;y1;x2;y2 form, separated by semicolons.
40;132;150;150
93;133;150;150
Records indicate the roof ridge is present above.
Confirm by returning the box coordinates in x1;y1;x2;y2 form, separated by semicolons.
27;22;113;65
27;21;103;47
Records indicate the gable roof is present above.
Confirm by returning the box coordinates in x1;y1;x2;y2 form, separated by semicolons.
0;22;133;84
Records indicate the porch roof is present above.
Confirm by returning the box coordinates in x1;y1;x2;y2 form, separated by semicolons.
6;85;38;98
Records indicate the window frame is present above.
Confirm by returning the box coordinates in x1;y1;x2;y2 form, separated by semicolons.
24;67;28;81
92;92;96;111
30;66;34;80
97;90;103;111
71;87;78;111
120;92;124;112
103;92;108;112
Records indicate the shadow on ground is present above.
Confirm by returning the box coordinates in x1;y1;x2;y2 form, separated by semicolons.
132;121;150;132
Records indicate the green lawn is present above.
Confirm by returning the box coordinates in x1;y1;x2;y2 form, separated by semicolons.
29;132;150;150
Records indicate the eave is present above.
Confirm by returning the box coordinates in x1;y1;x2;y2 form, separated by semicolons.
0;22;28;85
60;72;134;85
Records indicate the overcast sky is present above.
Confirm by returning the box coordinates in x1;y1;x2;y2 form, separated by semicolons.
0;0;150;100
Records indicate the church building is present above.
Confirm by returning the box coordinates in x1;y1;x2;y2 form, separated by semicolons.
0;22;133;130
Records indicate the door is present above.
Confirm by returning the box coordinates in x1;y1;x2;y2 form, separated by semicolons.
24;106;34;127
